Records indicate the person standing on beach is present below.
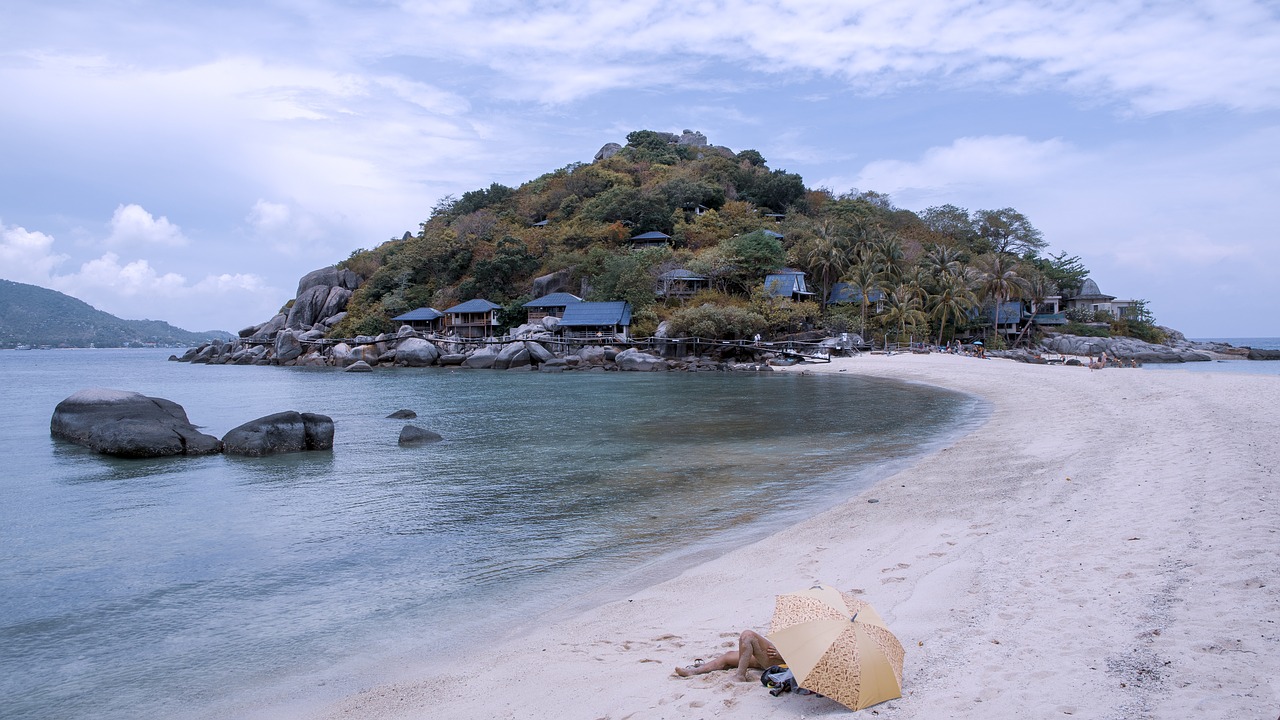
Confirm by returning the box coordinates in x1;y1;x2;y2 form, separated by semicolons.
674;630;783;681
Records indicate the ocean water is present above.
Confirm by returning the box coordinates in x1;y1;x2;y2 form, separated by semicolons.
1145;337;1280;375
0;349;976;719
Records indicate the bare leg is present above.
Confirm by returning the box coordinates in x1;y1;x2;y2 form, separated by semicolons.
734;630;778;681
675;650;738;677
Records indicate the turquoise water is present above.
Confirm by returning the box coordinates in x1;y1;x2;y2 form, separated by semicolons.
0;349;976;719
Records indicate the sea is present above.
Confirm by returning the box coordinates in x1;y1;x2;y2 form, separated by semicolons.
0;349;979;720
1143;337;1280;376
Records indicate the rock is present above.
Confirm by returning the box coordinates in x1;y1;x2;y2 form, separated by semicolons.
438;353;467;366
222;411;334;456
318;286;352;323
396;338;440;367
295;351;327;367
577;346;608;366
493;342;530;370
238;324;260;339
463;346;499;369
252;313;287;341
344;360;373;372
296;266;360;296
331;342;356;367
540;316;560;332
398;424;443;446
50;389;222;458
593;142;622;162
1248;348;1280;360
677;129;708;146
286;284;329;329
387;409;417;419
530;269;573;298
274;329;303;362
524;341;556;364
322;311;347;328
616;348;665;371
397;324;416;337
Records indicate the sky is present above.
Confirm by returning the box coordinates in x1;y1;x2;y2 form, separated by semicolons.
2;1;1277;338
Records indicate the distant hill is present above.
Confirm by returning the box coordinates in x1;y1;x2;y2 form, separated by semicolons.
0;279;234;348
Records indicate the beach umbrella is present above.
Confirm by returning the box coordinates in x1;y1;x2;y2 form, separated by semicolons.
767;585;904;712
973;340;983;346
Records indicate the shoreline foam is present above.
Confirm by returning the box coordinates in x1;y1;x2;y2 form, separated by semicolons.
313;353;1279;719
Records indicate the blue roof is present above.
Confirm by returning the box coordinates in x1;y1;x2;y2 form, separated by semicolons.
659;268;707;281
762;229;783;239
828;283;884;304
764;270;812;297
560;301;633;327
631;231;671;241
523;292;583;308
445;299;501;313
391;307;444;321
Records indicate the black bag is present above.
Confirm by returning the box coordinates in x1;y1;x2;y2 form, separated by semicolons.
760;664;797;696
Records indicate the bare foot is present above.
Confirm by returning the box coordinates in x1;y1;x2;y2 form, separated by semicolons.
674;666;694;677
734;671;751;682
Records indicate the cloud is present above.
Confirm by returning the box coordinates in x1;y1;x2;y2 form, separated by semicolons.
1105;230;1253;273
106;204;188;247
0;220;69;283
838;135;1080;203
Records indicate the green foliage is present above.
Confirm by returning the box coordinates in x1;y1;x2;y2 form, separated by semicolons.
1110;299;1165;343
719;230;786;294
741;169;807;213
736;149;766;167
1033;251;1089;297
453;183;515;216
666;303;767;340
457;237;539;302
1064;322;1111;337
585;247;668;309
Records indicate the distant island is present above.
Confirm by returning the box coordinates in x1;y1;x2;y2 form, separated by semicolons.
0;279;233;349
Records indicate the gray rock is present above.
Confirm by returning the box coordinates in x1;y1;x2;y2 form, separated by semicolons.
331;342;356;367
296;266;360;297
493;342;530;370
463;346;499;369
531;269;573;298
677;129;708;146
275;329;303;362
317;286;352;323
387;409;417;419
252;313;287;341
577;346;608;366
344;360;373;372
238;324;260;339
397;324;417;337
1248;348;1280;360
286;284;330;329
397;338;440;367
524;341;555;364
438;353;467;366
351;344;380;364
50;388;222;458
594;142;622;162
540;316;560;332
222;411;334;456
616;348;665;371
322;311;347;328
398;424;443;446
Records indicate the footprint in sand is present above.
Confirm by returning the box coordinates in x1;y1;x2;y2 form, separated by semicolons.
881;576;906;584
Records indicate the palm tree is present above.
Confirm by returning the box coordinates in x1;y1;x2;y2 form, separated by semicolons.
842;257;885;338
1010;267;1058;347
873;235;907;285
921;244;964;281
803;221;851;312
883;283;928;344
976;253;1030;340
929;272;979;346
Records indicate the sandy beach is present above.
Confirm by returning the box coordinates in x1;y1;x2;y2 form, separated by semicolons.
317;353;1279;720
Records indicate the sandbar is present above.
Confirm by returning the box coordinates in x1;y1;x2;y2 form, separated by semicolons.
317;353;1280;719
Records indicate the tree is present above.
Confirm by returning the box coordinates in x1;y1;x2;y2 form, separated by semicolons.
929;272;978;345
882;283;927;343
718;230;787;294
974;208;1046;257
842;258;886;338
975;253;1030;336
1033;251;1089;298
919;204;977;247
799;220;852;312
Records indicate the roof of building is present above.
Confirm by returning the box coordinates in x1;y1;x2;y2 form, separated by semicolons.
764;269;814;297
391;307;444;321
659;268;708;281
630;231;672;241
445;299;502;314
523;292;584;308
560;301;633;327
761;229;784;239
828;282;884;304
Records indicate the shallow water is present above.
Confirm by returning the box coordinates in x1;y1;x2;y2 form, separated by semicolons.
0;349;976;719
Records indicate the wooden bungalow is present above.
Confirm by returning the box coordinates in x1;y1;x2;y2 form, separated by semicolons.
656;268;709;301
630;231;671;249
827;283;884;310
391;307;445;333
444;299;502;339
559;301;633;341
763;269;815;302
523;292;583;323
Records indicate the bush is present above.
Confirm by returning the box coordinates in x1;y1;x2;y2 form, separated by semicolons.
666;303;767;340
1064;322;1110;338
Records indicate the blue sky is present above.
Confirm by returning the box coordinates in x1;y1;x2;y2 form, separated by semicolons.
2;1;1277;337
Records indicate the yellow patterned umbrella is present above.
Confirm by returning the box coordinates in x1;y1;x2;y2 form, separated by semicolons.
767;585;904;711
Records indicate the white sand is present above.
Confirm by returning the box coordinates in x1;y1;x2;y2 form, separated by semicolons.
318;354;1280;719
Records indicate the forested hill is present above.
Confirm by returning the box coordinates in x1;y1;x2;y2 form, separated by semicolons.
0;279;234;348
330;129;1114;344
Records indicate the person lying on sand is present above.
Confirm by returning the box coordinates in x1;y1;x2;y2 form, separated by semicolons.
674;630;783;681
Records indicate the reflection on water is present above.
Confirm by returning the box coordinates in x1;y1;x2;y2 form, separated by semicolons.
0;350;977;719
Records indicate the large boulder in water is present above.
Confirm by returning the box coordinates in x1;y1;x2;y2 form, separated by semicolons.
398;424;443;446
463;345;499;369
222;411;334;456
50;389;222;458
616;348;665;371
275;329;303;362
